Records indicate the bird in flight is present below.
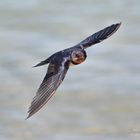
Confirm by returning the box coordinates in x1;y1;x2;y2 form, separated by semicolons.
26;22;121;119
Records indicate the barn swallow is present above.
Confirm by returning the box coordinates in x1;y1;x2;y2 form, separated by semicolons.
26;22;121;119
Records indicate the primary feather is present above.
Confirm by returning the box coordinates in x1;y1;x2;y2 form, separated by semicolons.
26;55;70;119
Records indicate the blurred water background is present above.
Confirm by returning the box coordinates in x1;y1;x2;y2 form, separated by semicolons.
0;0;140;140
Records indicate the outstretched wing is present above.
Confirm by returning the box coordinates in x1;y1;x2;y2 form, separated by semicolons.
26;56;70;119
77;22;121;49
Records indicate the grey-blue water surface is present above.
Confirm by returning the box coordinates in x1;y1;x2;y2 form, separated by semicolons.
0;0;140;140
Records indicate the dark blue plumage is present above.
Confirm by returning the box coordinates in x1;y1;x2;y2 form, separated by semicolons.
27;22;121;119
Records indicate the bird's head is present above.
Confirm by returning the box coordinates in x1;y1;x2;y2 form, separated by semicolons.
71;49;87;65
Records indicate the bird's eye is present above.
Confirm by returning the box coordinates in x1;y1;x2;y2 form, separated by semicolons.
76;54;80;57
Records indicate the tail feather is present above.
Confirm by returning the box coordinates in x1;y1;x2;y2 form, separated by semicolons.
33;58;50;67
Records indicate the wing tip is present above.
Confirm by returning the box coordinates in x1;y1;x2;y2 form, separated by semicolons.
117;21;122;27
106;22;122;38
25;112;33;120
25;116;29;120
25;115;30;120
114;22;122;30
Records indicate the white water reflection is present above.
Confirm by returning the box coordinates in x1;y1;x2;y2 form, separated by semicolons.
0;0;140;140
